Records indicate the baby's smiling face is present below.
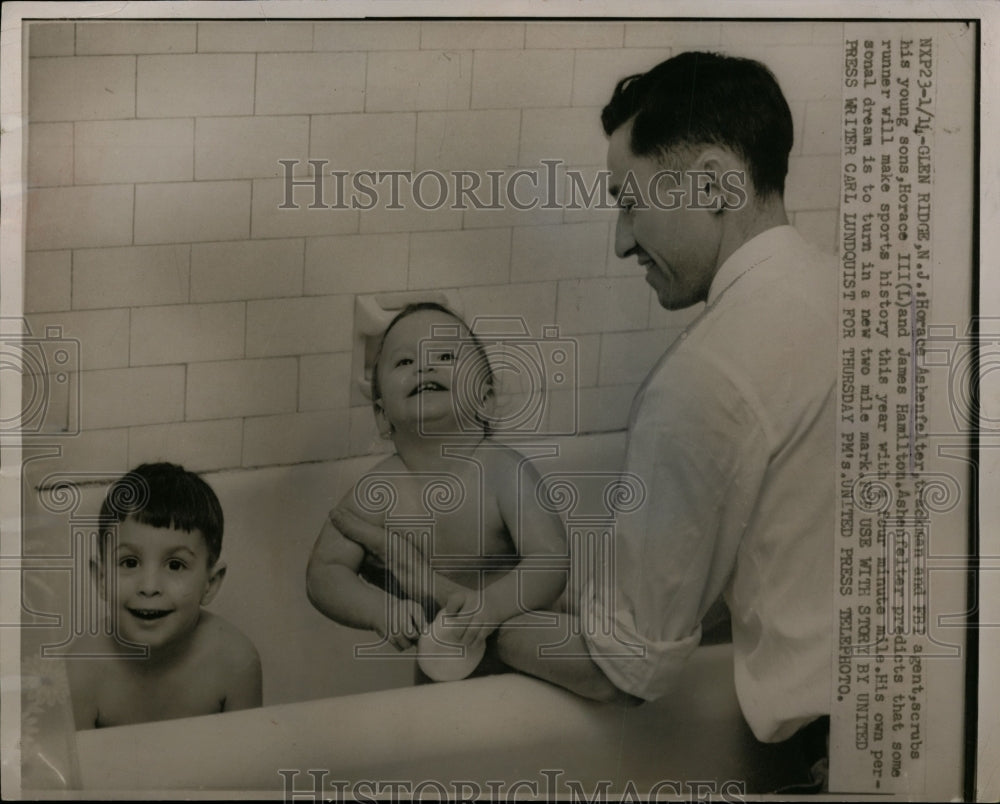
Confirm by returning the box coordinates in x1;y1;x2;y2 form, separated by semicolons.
374;308;467;435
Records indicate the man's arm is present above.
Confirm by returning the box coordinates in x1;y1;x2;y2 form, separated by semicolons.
496;612;641;706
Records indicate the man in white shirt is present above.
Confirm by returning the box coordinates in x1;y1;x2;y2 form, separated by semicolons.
496;51;836;766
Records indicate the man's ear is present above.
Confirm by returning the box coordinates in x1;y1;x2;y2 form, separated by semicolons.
691;147;741;212
201;561;227;606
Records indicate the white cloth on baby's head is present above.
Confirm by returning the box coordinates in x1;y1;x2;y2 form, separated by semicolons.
582;225;836;744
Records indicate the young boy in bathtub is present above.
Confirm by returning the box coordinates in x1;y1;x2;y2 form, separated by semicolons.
67;462;262;729
306;302;567;677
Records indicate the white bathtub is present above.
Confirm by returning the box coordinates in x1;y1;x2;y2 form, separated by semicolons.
29;433;801;794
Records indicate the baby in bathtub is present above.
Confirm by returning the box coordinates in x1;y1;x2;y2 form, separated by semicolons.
67;462;262;729
306;302;567;678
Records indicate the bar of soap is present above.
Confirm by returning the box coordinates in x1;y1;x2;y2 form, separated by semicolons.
416;612;486;682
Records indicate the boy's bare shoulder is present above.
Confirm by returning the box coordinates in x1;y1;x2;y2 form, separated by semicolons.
195;610;260;669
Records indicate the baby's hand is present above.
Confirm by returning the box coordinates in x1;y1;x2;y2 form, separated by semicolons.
377;598;428;651
438;590;499;647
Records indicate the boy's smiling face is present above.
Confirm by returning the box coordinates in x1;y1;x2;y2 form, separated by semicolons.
101;517;225;651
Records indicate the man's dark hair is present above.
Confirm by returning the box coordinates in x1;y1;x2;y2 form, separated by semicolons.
371;301;495;435
98;462;224;565
601;51;794;197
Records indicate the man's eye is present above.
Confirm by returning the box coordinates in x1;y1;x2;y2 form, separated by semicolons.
118;557;139;569
167;559;187;571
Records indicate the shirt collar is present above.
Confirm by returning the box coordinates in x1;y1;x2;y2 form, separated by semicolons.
706;224;799;306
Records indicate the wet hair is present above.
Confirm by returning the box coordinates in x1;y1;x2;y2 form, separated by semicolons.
370;302;495;435
601;51;794;198
98;462;224;566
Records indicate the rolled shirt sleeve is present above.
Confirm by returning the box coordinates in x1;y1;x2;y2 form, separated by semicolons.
581;349;771;703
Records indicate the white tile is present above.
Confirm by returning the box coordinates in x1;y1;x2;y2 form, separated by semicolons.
457;282;559;337
471;50;573;109
556;277;650;335
785;155;840;212
73;245;190;309
366;51;473;112
28;23;75;57
27;185;133;251
624;22;721;49
525;22;623;49
75;119;194;184
186;358;297;420
29;56;135;122
812;22;845;45
197;21;312;52
79;366;185;429
191;239;303;302
571;48;671;108
255;53;366;115
130;302;245;366
242;410;350;466
28;123;73;188
720;22;814;47
299;352;352;412
409;229;510;289
246;295;354;357
421;22;523;50
349;404;393;457
135;181;251;245
519;108;608;168
314;21;420;51
25;309;130;370
416;110;520;171
21;430;130;489
137;54;255;117
310;113;416;172
356;187;464;235
801;100;842;156
195;116;309;180
304;233;409;295
461;169;566;229
128;419;244;472
76;22;196;55
251;176;360;239
511;222;608;282
25;251;71;313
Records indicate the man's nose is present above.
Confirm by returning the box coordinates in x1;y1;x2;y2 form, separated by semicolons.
614;211;637;259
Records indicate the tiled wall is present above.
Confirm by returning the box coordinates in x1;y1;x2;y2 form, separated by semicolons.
23;19;843;477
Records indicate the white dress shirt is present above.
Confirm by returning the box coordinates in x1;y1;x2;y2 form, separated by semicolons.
582;225;837;742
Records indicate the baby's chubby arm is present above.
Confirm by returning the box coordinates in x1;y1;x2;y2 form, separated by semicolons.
306;495;427;650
